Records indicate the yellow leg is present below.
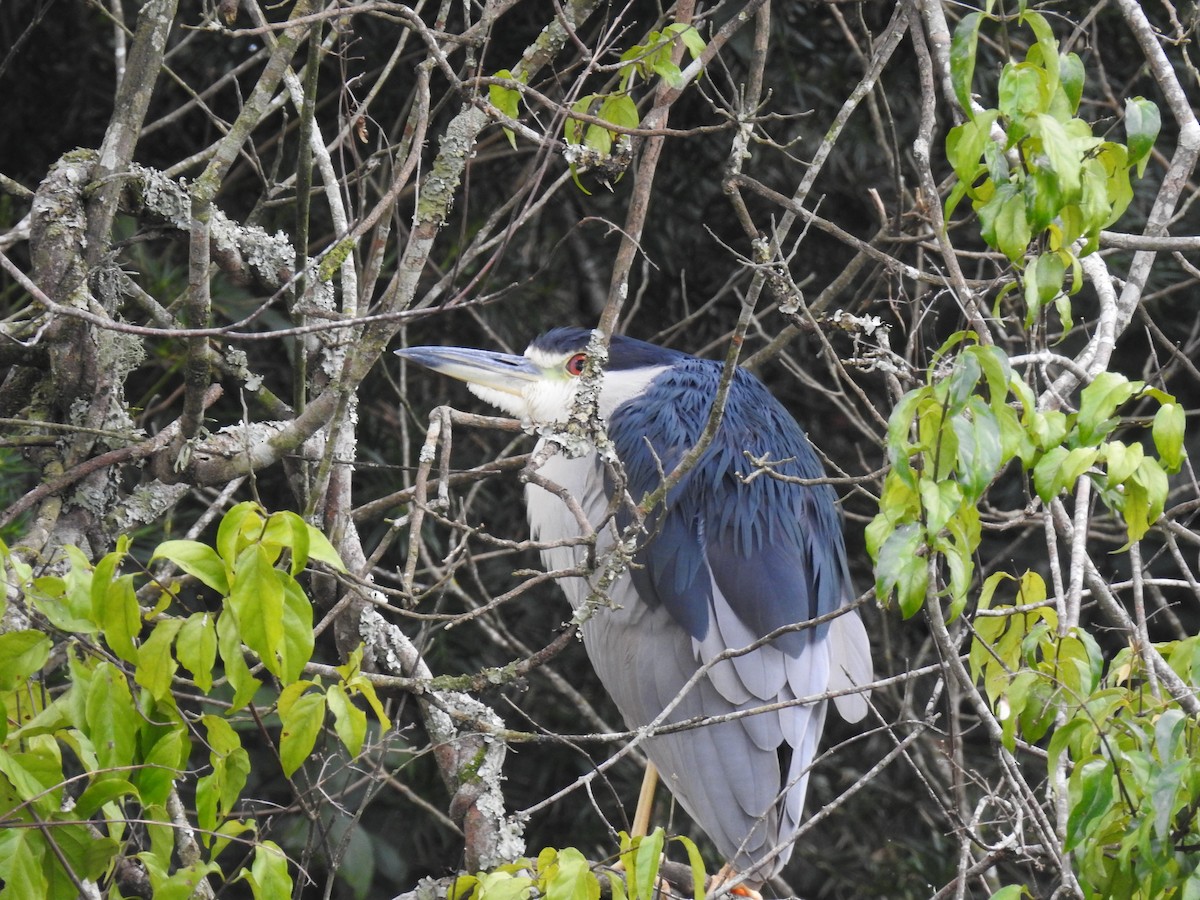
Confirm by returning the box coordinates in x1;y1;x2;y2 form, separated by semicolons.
631;762;659;837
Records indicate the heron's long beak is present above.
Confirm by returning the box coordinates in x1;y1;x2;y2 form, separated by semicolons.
395;346;541;397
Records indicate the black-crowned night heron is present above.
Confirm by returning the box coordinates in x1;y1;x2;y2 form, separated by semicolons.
397;327;871;892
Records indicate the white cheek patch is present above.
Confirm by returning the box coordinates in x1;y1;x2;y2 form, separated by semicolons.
467;383;528;419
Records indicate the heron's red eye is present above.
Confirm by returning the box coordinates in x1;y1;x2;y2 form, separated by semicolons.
565;353;587;376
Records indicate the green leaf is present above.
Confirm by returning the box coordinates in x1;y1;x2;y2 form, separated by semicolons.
1125;97;1161;176
599;94;639;133
196;715;250;835
87;661;138;773
565;95;599;147
212;815;257;862
228;544;285;677
99;574;142;663
74;777;137;818
919;478;964;536
216;501;264;568
51;827;117;888
1153;402;1185;473
300;521;345;572
280;689;326;777
151;540;229;595
1019;10;1060;94
1077;372;1140;445
473;871;535;900
950;12;985;114
137;728;187;807
136;617;182;701
875;523;929;617
1034;113;1082;200
978;183;1030;263
988;884;1030;899
1127;456;1168;542
216;609;261;711
1059;52;1085;113
0;829;49;900
1066;758;1113;851
671;835;707;900
280;576;315;683
149;861;223;900
1103;440;1143;486
1025;167;1064;235
327;683;367;757
952;404;1002;499
633;828;665;900
0;747;60;813
177;611;218;692
1035;251;1066;305
0;630;50;691
544;847;598;900
489;69;522;150
240;841;293;900
665;22;706;60
999;62;1047;120
651;58;684;89
1033;446;1095;503
604;871;627;900
450;874;481;900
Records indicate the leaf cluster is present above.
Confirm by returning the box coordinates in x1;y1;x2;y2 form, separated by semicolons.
971;572;1200;898
488;23;705;192
0;503;388;897
450;828;708;900
868;337;1184;619
945;7;1160;325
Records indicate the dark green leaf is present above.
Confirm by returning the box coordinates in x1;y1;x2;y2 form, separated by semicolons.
952;403;1003;499
280;690;326;777
74;777;137;819
875;523;928;617
950;12;985;114
1066;758;1113;851
137;728;187;807
1059;53;1085;114
1125;97;1161;176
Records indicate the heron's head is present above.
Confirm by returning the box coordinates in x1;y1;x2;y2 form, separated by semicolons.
396;327;685;424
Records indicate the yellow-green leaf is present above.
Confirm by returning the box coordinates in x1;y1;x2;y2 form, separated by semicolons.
326;683;367;757
1153;402;1185;473
280;690;326;777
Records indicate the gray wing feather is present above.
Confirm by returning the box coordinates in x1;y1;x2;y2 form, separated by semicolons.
528;445;861;882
